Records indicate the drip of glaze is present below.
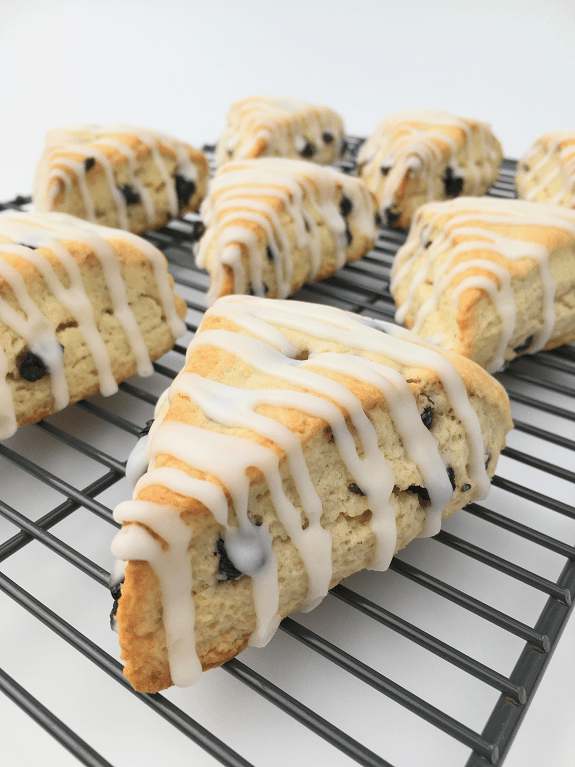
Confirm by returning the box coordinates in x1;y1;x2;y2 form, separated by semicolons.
390;197;575;371
115;296;494;686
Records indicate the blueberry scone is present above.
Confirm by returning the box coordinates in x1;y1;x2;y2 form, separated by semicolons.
215;97;345;166
0;210;187;440
516;131;575;209
390;197;575;372
33;124;209;235
111;295;512;693
195;157;379;305
357;110;503;229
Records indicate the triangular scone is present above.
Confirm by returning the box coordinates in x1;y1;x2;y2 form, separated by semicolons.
195;157;379;305
390;197;575;372
357;110;503;229
516;131;575;209
111;296;512;693
33;124;209;235
0;210;187;439
215;96;345;165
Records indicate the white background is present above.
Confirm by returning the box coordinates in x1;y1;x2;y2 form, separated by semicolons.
1;2;574;766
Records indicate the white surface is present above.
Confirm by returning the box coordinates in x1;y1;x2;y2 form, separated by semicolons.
1;2;574;766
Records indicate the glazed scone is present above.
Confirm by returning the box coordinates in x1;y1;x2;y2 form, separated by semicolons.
0;210;187;439
357;109;503;229
111;295;512;693
390;197;575;372
33;124;209;235
196;157;379;305
516;131;575;208
215;97;345;166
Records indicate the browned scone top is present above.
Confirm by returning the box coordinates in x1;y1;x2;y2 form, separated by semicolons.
0;210;187;439
195;157;379;305
33;124;209;234
390;196;575;372
112;296;512;693
516;130;575;209
357;109;503;229
215;96;345;165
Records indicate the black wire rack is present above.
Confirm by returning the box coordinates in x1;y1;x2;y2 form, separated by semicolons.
0;142;574;767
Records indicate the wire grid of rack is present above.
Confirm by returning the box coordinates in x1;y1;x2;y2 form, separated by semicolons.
0;142;574;767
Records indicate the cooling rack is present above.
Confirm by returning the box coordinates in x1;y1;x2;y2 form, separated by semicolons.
0;142;573;767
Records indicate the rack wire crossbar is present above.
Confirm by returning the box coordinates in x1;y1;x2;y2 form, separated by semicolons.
0;146;573;767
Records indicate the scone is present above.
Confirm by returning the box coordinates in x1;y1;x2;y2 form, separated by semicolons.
111;295;512;693
390;197;575;372
357;109;503;229
195;157;379;305
33;124;209;235
215;97;345;166
516;130;575;208
0;210;187;440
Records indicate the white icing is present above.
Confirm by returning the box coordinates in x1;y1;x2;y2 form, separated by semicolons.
357;110;502;220
196;157;376;304
0;210;185;440
33;124;203;230
114;295;494;686
215;97;344;165
391;196;575;371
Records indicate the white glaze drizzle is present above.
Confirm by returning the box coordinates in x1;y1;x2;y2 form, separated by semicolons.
516;131;575;207
196;157;376;304
391;196;575;371
34;124;203;230
215;97;345;165
357;110;502;221
113;295;493;686
0;210;185;439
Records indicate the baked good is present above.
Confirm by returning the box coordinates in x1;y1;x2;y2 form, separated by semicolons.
356;109;503;229
215;97;345;166
195;157;379;305
0;210;187;439
33;124;209;235
516;130;575;208
111;295;512;693
390;196;575;372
